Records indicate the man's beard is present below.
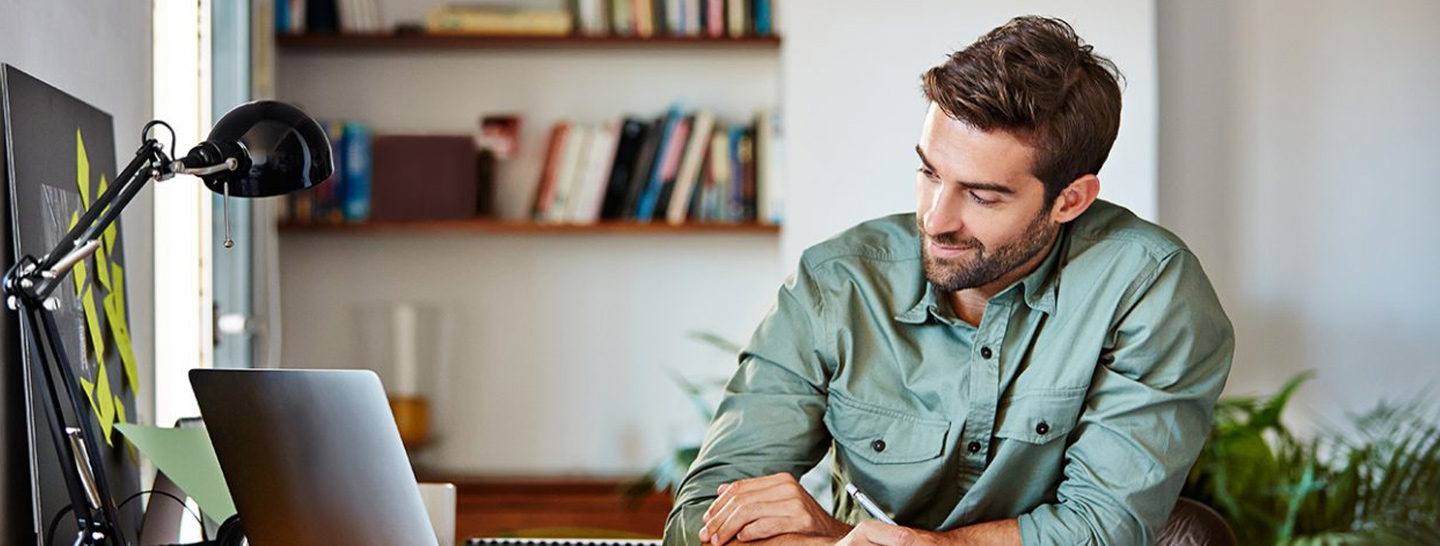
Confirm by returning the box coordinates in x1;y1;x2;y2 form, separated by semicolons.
918;208;1057;292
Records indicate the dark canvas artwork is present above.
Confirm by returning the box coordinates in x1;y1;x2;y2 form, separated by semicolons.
1;65;142;544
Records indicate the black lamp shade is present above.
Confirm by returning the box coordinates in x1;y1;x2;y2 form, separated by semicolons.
195;100;333;197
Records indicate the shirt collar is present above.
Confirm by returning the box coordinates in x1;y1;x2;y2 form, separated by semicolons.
894;280;950;325
1015;226;1064;315
894;225;1066;325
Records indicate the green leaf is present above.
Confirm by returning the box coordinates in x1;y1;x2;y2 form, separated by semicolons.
687;331;744;355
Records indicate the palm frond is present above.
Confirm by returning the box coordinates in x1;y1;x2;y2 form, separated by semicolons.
1185;370;1440;545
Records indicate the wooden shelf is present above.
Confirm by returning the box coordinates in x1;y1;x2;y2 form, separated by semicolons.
277;218;781;235
276;32;782;51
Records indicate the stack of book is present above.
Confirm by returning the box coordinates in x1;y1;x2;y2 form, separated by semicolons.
580;0;774;38
279;120;373;225
277;0;385;34
425;0;774;38
428;1;575;37
533;106;783;226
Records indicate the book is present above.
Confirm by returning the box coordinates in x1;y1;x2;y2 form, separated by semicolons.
548;124;593;223
646;115;691;220
611;0;633;36
726;0;745;38
754;0;771;35
576;0;608;36
726;125;746;220
702;127;731;221
664;0;682;35
754;109;770;224
570;122;621;223
533;123;572;218
632;0;655;37
428;6;574;36
756;108;783;224
684;0;701;36
738;127;756;221
339;0;384;32
306;0;340;33
634;106;683;220
277;0;292;33
705;0;724;38
621;117;665;218
342;121;372;222
666;109;714;224
290;0;308;33
600;118;648;219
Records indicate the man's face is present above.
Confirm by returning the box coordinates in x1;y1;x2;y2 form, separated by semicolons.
915;103;1058;293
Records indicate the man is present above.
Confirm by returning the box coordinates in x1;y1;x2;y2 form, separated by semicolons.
663;15;1233;546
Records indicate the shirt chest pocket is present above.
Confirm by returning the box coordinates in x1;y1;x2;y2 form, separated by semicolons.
993;387;1087;444
823;393;951;464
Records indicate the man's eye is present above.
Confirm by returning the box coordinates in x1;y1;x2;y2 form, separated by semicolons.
917;167;938;180
970;191;996;205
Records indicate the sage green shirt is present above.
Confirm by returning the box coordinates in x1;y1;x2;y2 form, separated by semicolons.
664;201;1234;546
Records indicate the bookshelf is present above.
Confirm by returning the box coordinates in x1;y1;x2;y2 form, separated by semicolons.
277;219;780;235
270;6;785;478
276;32;782;51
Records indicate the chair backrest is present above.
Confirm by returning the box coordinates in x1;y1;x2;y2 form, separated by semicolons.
1155;498;1237;546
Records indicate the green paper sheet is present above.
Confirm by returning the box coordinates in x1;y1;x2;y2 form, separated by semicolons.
114;423;237;520
77;129;91;206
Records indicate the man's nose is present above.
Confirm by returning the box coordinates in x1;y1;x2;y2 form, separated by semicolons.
923;185;965;235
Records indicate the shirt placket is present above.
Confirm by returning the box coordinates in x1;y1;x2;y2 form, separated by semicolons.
958;298;1012;487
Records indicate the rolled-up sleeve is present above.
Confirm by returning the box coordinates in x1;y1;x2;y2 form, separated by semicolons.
663;264;835;546
1017;249;1234;545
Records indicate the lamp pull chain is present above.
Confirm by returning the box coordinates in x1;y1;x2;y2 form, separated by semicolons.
222;181;234;249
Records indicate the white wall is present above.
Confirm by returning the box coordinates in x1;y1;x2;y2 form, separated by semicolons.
279;233;779;473
779;0;1158;264
0;0;152;540
1156;0;1440;424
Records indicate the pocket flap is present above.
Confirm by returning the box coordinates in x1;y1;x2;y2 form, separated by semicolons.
824;394;950;464
994;388;1085;444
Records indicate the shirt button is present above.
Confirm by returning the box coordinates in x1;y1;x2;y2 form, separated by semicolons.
967;441;982;454
1036;422;1050;435
871;439;886;452
980;346;993;359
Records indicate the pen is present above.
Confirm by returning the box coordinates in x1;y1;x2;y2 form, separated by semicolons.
844;482;897;525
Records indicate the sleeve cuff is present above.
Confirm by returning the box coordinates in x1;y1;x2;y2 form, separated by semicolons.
663;503;710;546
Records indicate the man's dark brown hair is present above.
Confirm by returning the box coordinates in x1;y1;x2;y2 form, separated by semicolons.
922;16;1123;205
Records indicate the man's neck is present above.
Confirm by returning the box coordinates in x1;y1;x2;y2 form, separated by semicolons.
947;234;1058;327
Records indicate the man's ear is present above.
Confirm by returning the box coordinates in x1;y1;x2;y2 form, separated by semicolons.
1049;174;1100;223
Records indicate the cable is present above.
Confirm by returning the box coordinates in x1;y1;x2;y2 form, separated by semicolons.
116;488;209;543
44;505;73;546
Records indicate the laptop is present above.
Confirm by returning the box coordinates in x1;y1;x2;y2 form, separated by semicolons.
192;369;440;546
192;368;661;546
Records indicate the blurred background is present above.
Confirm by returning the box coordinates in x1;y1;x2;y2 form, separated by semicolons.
2;0;1437;543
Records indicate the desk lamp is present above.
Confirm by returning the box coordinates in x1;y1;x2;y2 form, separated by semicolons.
3;101;332;546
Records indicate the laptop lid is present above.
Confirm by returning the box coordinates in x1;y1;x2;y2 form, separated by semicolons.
190;368;440;546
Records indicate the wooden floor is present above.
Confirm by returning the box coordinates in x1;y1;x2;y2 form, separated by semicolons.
422;475;673;543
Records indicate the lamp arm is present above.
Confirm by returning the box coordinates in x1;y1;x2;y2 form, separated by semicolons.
20;139;173;301
2;136;176;546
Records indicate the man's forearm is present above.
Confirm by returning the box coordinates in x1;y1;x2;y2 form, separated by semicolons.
940;519;1020;546
734;534;839;546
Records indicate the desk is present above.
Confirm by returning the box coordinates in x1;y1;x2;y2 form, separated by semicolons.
419;475;672;542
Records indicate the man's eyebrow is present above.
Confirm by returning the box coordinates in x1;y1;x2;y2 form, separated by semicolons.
914;145;1016;195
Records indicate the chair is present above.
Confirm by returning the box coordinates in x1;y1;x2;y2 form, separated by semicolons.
1155;498;1237;546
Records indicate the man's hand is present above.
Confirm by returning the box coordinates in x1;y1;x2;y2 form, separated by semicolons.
698;473;852;545
834;521;950;546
